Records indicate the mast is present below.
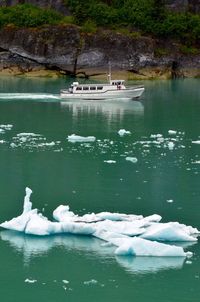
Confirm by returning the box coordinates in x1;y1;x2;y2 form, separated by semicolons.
107;62;112;84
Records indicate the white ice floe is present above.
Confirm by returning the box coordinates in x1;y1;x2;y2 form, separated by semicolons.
192;140;200;144
167;199;174;203
168;141;175;150
0;188;199;257
67;134;96;143
0;124;13;130
125;157;138;163
168;130;177;135
118;129;131;136
25;278;37;283
104;160;116;164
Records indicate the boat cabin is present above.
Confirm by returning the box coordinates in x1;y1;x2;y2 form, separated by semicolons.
68;80;126;94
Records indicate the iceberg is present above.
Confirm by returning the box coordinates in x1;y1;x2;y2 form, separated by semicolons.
0;188;199;258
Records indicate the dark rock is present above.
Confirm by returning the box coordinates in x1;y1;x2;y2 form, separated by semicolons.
0;25;199;78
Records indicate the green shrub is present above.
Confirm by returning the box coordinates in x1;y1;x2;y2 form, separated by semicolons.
81;20;97;33
0;4;62;28
180;45;199;55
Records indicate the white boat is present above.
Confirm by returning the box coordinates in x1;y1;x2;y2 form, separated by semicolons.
60;74;144;100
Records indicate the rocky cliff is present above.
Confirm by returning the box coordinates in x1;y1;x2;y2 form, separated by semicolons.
0;25;199;79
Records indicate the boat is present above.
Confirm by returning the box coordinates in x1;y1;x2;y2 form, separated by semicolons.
60;72;144;100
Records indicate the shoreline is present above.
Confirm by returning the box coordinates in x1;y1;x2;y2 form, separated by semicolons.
0;67;199;80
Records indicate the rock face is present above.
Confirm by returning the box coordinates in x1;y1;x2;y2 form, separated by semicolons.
0;0;70;14
165;0;200;13
0;25;199;79
0;0;200;14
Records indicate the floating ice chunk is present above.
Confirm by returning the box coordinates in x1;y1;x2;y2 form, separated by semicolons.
168;130;177;135
0;124;13;130
67;134;96;143
62;280;69;284
10;143;17;148
84;279;98;285
192;140;200;144
118;129;131;136
167;199;174;203
0;140;6;143
104;160;116;164
150;134;162;138
168;141;175;150
17;133;41;137
1;188;198;259
140;223;198;242
25;278;37;283
37;142;56;147
114;237;187;257
125;157;138;163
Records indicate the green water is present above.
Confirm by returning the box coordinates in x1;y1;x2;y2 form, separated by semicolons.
0;76;200;302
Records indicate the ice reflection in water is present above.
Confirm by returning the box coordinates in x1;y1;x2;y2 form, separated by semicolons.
1;230;193;274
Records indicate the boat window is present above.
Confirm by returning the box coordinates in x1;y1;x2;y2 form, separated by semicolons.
97;87;103;90
76;87;82;90
83;87;89;90
90;87;96;90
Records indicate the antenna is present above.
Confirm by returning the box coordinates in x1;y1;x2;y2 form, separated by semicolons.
107;61;112;83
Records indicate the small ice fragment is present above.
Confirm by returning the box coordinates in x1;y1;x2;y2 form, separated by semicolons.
84;279;98;285
25;278;37;283
192;140;200;144
150;134;162;138
104;160;116;164
186;260;192;264
125;157;138;163
67;134;96;143
118;129;131;136
168;142;175;150
167;199;174;203
10;143;17;148
168;130;177;135
62;280;69;284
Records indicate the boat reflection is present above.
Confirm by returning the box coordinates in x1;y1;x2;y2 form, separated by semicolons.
0;230;191;274
60;99;144;122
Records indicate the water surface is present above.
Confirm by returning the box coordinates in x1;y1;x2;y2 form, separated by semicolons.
0;76;200;302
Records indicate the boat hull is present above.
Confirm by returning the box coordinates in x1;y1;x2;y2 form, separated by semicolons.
60;87;144;100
